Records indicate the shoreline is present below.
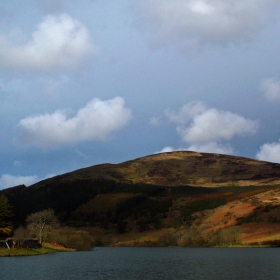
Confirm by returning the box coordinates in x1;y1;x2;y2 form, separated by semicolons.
1;244;277;257
0;243;75;257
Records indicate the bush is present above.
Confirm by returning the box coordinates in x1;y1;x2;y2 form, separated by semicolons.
50;228;93;251
208;226;240;246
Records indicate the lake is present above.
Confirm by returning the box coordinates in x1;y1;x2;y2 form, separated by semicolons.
0;247;279;280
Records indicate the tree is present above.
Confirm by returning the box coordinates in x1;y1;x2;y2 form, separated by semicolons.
0;195;13;237
26;208;59;244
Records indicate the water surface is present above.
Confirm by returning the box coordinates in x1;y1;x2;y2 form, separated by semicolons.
0;247;279;280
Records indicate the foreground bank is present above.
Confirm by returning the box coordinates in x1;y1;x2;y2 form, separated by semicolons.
0;243;75;257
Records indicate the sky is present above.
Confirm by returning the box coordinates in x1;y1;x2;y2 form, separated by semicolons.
1;0;280;190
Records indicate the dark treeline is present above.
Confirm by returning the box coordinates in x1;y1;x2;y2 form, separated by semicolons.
1;180;115;226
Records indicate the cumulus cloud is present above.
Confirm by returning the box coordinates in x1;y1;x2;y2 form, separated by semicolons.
179;108;258;144
165;100;206;124
162;101;258;155
0;13;97;73
256;142;280;163
187;142;234;155
131;0;273;48
0;174;38;190
167;101;258;144
155;142;233;155
17;97;132;149
260;77;280;102
155;146;179;153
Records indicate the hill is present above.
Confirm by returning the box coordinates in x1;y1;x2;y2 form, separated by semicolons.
26;151;280;187
1;151;280;245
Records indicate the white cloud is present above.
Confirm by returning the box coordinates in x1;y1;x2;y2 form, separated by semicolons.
161;101;258;156
165;100;206;123
256;142;280;163
0;174;38;190
166;101;258;144
17;97;132;149
260;77;280;102
0;13;97;73
155;146;178;153
187;142;234;155
180;108;258;144
131;0;273;48
155;142;233;155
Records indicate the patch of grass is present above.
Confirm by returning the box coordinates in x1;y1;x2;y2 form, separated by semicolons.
0;244;74;257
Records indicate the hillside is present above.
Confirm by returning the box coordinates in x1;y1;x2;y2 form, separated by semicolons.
1;151;280;245
111;187;280;247
21;150;280;187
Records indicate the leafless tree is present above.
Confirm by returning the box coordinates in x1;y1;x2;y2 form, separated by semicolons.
26;209;59;244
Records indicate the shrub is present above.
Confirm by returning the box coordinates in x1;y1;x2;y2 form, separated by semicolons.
50;228;93;251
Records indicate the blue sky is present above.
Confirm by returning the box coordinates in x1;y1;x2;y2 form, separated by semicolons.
1;0;280;189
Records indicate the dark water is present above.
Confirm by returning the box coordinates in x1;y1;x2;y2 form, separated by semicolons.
0;247;280;280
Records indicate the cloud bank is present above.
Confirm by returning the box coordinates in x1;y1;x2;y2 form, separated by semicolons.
0;13;97;73
17;97;132;149
132;0;272;48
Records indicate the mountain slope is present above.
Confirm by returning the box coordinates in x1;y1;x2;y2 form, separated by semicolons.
1;151;280;241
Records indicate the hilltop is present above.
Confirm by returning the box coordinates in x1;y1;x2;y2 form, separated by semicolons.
1;151;280;246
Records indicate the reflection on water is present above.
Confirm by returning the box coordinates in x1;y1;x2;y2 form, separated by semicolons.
0;247;279;280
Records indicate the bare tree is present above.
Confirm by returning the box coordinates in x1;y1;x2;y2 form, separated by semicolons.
26;209;59;244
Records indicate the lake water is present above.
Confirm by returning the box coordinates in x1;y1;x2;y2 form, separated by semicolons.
0;247;279;280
